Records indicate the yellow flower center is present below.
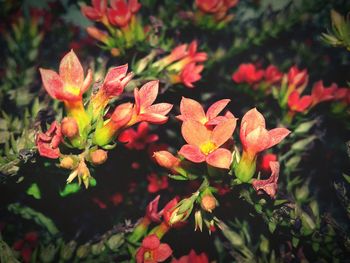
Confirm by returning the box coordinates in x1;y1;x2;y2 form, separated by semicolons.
144;251;153;260
200;141;216;155
64;85;81;96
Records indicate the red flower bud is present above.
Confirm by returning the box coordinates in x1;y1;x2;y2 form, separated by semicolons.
90;149;108;165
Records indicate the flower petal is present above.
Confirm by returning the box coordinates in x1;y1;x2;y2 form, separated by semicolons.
245;126;270;154
206;148;232;169
211;118;237;147
142;234;160;250
39;68;64;100
267;128;290;149
206;99;230;120
179;97;206;123
59;50;84;88
155;243;173;261
146;103;173;116
139;80;159;110
178;144;206;163
181;120;211;147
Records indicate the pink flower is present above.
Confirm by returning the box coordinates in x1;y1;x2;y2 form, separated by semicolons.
118;122;159;150
176;97;233;126
39;50;92;102
179;118;236;169
36;121;62;159
132;81;173;124
264;65;282;84
232;63;264;84
252;161;280;199
136;234;172;263
240;108;290;156
107;0;141;27
171;249;209;263
287;66;308;87
311;80;337;106
287;91;312;113
145;195;163;223
81;0;107;21
180;63;204;88
147;173;169;193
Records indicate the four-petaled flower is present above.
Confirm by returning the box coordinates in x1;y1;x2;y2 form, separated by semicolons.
36;121;62;159
132;80;173;125
39;50;92;103
81;0;107;22
136;234;172;263
264;65;283;84
179;117;236;169
176;97;233;126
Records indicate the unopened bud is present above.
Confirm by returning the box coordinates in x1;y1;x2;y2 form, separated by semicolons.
60;240;77;261
90;149;108;165
60;156;75;169
61;117;79;138
76;244;91;259
153;151;180;169
200;194;217;213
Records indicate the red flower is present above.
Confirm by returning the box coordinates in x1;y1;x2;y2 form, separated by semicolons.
136;234;172;263
147;173;168;193
264;65;282;84
36;121;62;159
177;97;233;126
162;198;186;228
287;91;312;112
240;108;290;156
171;249;209;263
311;81;337;106
179;117;236;169
109;192;124;206
39;50;92;102
107;0;141;27
132;80;173;124
252;161;280;199
102;64;134;98
81;0;107;21
287;66;308;87
232;63;264;84
196;0;222;13
180;63;204;88
259;153;277;172
146;195;163;223
118;122;159;150
13;232;38;263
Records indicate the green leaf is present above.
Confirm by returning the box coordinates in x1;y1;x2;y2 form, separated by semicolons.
268;221;276;233
292;236;299;247
59;183;81;197
26;183;41;199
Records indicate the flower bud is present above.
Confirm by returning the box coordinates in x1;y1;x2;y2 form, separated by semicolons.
60;240;77;261
200;194;217;213
61;117;79;138
90;149;108;165
76;244;90;259
60;156;75;169
153;151;180;170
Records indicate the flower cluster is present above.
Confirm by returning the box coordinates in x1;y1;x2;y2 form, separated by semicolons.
81;0;144;56
154;98;290;198
232;63;350;123
139;41;208;88
37;50;172;187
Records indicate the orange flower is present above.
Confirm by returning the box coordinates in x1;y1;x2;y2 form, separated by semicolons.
107;0;141;28
153;151;181;173
131;80;173;125
252;161;280;199
171;249;209;263
135;235;172;263
240;108;290;156
81;0;107;22
39;50;92;103
179;118;236;169
90;64;133;119
287;91;312;113
234;108;289;182
310;80;337;107
177;97;233;126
